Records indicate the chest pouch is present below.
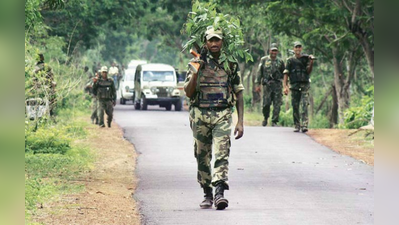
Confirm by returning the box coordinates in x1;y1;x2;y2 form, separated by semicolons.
98;80;113;99
197;65;232;108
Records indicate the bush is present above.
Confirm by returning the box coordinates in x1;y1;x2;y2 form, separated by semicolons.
309;113;330;128
279;108;294;127
243;94;253;110
343;86;374;129
25;127;71;154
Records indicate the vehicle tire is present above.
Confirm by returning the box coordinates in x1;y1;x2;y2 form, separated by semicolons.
165;103;172;111
174;100;182;111
141;96;148;110
120;97;126;105
134;101;141;110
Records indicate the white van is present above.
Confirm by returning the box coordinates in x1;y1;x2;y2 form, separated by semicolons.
119;68;135;104
134;63;182;111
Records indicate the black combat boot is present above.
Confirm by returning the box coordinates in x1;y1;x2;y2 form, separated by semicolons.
199;187;213;209
262;120;268;127
214;184;228;210
107;121;111;128
301;126;308;133
293;125;300;132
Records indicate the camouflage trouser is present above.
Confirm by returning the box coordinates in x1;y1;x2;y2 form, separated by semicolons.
49;90;57;117
91;96;98;121
290;83;310;128
189;107;232;189
262;81;283;123
97;99;114;126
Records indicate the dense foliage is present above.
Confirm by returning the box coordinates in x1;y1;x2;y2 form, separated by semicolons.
182;0;253;68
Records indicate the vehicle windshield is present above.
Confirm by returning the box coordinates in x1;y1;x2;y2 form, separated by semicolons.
124;73;135;81
143;71;175;82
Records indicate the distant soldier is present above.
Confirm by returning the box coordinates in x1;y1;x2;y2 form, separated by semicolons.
85;71;100;124
255;43;285;127
283;41;315;132
35;53;57;117
184;26;244;210
84;66;91;79
93;66;116;128
108;62;120;89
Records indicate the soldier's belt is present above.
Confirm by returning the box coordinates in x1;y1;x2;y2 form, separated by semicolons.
263;79;282;84
196;106;229;111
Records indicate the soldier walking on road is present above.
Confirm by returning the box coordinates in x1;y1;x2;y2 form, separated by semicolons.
255;43;285;127
283;41;315;132
93;66;116;128
184;27;244;210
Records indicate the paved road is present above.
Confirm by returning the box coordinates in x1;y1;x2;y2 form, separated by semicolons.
114;103;374;225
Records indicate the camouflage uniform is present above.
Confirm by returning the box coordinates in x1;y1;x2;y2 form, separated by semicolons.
255;55;285;125
85;78;99;124
93;76;116;127
185;52;244;190
284;54;312;130
35;59;57;117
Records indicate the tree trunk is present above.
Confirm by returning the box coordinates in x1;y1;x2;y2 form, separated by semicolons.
285;95;290;112
309;94;314;123
251;59;261;107
332;47;350;125
330;84;339;127
343;0;374;80
355;33;374;80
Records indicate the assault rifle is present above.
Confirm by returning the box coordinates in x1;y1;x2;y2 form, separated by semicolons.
188;49;201;74
287;49;317;60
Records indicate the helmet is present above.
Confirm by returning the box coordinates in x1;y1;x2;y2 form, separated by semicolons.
100;66;108;72
205;26;223;40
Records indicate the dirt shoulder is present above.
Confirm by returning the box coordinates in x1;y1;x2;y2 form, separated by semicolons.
238;113;374;166
307;129;374;166
33;120;140;225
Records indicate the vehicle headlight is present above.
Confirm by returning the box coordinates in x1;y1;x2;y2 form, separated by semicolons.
151;87;159;93
166;87;175;93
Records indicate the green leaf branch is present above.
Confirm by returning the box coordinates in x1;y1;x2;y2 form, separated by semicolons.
182;0;253;67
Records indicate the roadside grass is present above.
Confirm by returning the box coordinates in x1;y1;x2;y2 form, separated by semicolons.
25;107;94;224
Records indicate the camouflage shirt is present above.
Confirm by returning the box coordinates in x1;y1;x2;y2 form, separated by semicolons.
184;52;244;94
255;55;285;85
283;55;312;89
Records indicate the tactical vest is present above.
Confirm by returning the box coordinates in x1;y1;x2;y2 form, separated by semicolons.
97;79;114;100
262;56;283;82
288;57;309;83
193;63;234;108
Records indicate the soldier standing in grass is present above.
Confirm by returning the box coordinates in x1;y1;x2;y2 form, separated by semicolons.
35;53;57;117
184;26;244;210
283;41;315;132
255;43;285;127
93;66;116;128
85;71;100;124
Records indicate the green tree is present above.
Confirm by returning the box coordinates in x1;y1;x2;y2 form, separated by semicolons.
265;0;373;125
